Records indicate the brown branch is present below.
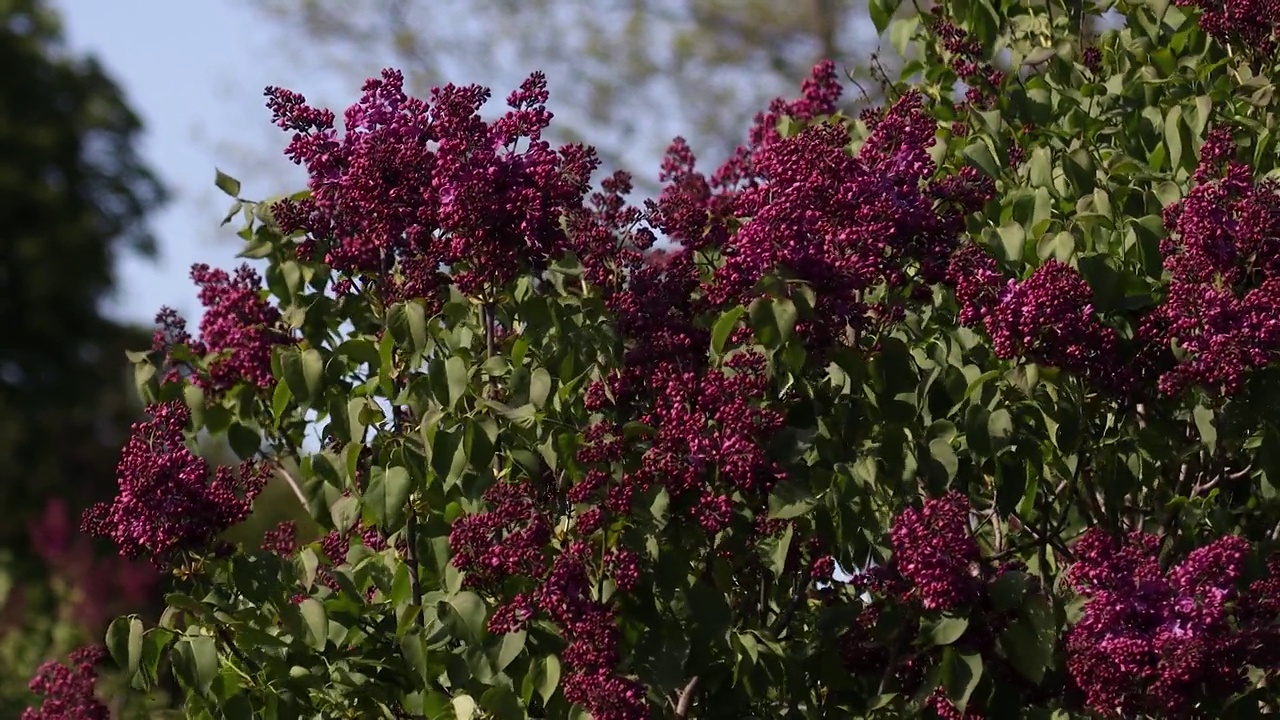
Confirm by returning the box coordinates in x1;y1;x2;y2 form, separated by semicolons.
675;676;701;718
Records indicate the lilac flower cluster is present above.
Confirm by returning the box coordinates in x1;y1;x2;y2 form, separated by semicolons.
948;248;1119;387
261;520;299;556
22;645;109;720
449;482;647;720
930;8;1005;109
1066;529;1280;716
840;494;1029;717
1147;129;1280;396
887;491;982;611
267;69;598;302
81;402;268;565
1177;0;1280;53
449;477;551;589
153;263;288;396
709;91;992;352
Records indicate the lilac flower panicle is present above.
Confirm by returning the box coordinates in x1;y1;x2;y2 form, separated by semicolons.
1065;529;1277;716
81;402;268;565
22;645;109;720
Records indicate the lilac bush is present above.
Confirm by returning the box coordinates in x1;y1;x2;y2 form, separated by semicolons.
23;0;1280;717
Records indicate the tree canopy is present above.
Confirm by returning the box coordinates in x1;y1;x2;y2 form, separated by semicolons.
0;0;165;540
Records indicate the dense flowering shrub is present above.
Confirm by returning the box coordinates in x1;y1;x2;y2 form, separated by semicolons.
23;0;1280;717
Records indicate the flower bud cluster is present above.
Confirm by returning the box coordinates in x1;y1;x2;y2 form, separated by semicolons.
1148;130;1280;396
948;248;1119;387
21;645;109;720
153;263;288;396
1065;528;1280;716
1177;0;1280;53
840;494;1034;717
267;70;598;301
81;402;268;565
930;8;1005;109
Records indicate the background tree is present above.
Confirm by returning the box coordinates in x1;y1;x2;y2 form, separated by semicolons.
0;0;166;713
0;0;165;545
238;0;887;186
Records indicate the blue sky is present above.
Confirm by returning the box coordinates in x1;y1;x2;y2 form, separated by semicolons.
53;2;319;326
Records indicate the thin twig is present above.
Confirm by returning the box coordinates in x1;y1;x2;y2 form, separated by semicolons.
1010;509;1074;561
266;457;309;509
770;568;813;639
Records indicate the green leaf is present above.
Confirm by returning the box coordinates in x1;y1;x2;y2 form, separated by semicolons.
1032;187;1053;231
528;367;552;408
301;349;324;399
1191;95;1213;138
1037;230;1075;262
479;399;538;427
388;301;429;357
214;168;241;198
962;137;1001;178
768;482;819;520
282;348;323;405
297;548;321;591
926;614;970;646
942;648;984;711
105;615;144;680
367;465;413;532
1002;594;1055;683
450;591;488;641
869;0;901;33
379;330;396;398
1165;105;1184;171
446;356;468;408
1063;148;1096;194
768;523;794;578
329;493;361;537
538;655;562;704
401;631;431;682
495;630;527;672
888;16;920;56
337;338;382;367
172;635;218;696
452;695;479;720
139;628;174;686
228;422;262;460
928;438;959;482
748;296;798;348
1155;180;1182;208
271;380;292;427
1194;405;1217;454
1029;146;1054;189
989;570;1030;613
711;305;747;356
479;686;525;720
1001;617;1050;683
299;598;328;650
996;222;1026;262
988;408;1013;451
182;384;206;428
